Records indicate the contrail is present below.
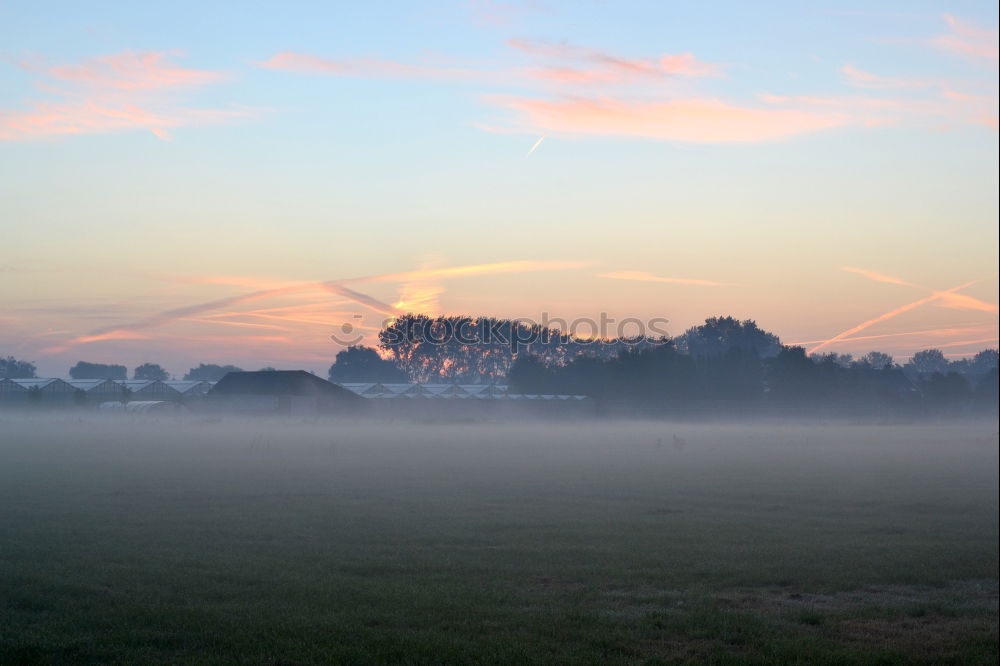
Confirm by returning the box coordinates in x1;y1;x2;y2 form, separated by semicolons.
809;281;976;355
321;284;401;317
841;266;997;312
787;323;997;346
840;266;913;287
45;260;589;353
527;135;546;156
597;271;736;287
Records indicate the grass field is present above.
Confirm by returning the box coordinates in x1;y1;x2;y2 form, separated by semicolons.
0;415;997;664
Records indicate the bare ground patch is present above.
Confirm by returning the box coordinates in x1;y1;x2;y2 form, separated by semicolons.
838;614;997;659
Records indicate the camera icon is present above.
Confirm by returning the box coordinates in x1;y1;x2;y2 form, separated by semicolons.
329;314;366;347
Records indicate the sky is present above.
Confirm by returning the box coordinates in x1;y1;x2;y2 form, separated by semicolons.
1;0;997;377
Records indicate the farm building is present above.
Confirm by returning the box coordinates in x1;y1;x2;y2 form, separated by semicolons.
332;381;590;418
113;380;176;400
67;379;123;403
99;400;184;414
335;382;584;402
208;370;362;414
0;378;29;402
1;378;77;404
163;380;213;400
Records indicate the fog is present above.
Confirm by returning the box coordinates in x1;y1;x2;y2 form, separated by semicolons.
2;413;997;662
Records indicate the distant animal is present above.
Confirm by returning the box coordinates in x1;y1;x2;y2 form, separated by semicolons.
672;434;687;451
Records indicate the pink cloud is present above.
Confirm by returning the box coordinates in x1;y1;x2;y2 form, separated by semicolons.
596;271;735;286
258;40;723;88
462;0;527;28
255;51;495;82
0;99;249;141
257;29;996;144
2;51;247;141
33;50;225;90
931;15;999;62
762;86;998;133
509;39;724;84
488;95;847;143
840;64;930;90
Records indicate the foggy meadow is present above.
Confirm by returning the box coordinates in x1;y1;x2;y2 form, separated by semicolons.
2;414;996;663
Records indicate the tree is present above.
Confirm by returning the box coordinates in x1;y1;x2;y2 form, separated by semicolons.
134;363;169;381
907;349;950;376
678;317;781;359
0;356;36;378
183;364;244;381
69;361;127;380
974;367;998;413
696;346;764;401
329;346;408;383
971;349;998;375
379;314;660;383
766;346;827;403
860;351;893;370
923;371;971;410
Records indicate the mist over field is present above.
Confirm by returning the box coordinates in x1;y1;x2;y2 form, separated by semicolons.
1;414;996;663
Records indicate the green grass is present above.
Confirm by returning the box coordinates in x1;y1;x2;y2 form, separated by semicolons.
0;416;997;664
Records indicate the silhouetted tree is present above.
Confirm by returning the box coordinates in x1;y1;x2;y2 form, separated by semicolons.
971;349;998;374
69;361;127;380
0;356;36;378
677;317;781;359
183;364;243;381
922;371;972;411
860;351;893;370
378;314;649;383
766;346;827;403
974;367;998;414
906;349;950;376
328;346;407;383
134;363;169;381
696;346;764;401
508;354;555;394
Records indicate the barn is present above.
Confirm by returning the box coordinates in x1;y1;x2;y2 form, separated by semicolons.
207;370;362;414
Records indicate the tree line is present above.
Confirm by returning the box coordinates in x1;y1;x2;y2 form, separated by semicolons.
4;314;997;415
0;359;247;382
327;315;998;415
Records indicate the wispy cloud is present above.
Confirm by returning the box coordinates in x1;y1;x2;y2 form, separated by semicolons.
1;51;249;141
931;14;999;63
810;267;998;354
841;266;998;313
361;260;589;284
776;63;998;132
507;38;725;84
39;260;589;353
840;64;932;90
789;323;998;347
256;39;886;144
487;96;848;143
828;15;999;131
461;0;531;28
809;281;977;354
840;266;913;286
596;271;735;287
31;50;226;90
254;52;498;82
